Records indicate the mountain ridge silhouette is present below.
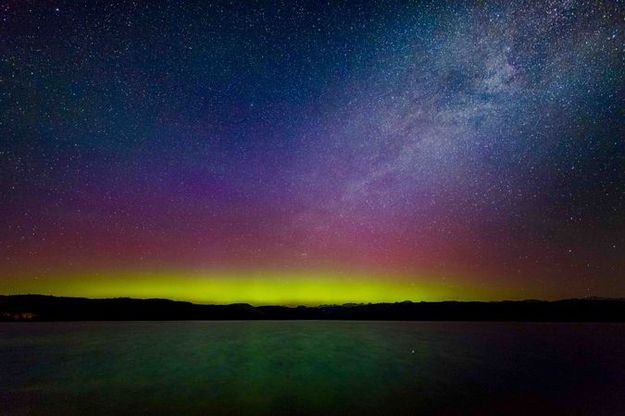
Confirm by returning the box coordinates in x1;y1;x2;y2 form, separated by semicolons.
1;294;624;321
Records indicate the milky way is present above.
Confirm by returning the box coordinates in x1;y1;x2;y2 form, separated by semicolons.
1;0;624;303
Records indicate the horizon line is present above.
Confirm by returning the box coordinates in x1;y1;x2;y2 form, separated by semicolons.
2;293;622;308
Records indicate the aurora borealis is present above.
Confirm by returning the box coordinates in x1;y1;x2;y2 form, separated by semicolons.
1;0;624;305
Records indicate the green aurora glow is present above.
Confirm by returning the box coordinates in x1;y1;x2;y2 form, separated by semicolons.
0;269;538;305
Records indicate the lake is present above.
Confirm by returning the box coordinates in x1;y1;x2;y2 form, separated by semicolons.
1;321;623;415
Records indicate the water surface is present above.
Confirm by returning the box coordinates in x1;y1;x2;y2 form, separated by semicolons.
1;321;623;415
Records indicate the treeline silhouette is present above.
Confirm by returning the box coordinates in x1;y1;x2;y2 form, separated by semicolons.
1;295;624;321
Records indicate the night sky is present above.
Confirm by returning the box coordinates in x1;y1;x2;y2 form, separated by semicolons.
1;0;624;304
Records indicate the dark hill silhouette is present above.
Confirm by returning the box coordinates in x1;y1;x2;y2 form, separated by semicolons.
1;295;625;321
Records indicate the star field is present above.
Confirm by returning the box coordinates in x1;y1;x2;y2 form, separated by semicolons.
1;0;624;303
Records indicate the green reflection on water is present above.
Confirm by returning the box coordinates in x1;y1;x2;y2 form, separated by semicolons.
2;321;623;416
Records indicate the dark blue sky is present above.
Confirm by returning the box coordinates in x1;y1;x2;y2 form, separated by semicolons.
1;0;624;301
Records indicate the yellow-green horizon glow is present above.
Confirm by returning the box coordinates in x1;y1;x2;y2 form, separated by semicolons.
0;268;529;305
